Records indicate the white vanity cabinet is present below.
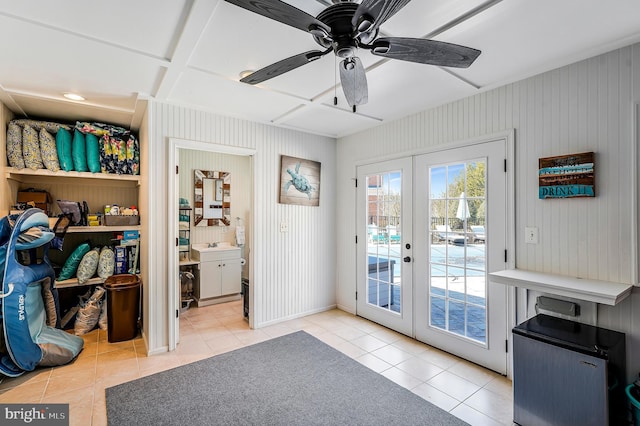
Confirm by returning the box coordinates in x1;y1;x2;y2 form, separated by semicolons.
192;246;241;303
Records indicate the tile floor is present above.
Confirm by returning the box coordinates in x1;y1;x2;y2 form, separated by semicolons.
0;300;514;425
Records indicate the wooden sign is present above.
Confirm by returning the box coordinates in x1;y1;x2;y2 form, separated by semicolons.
539;152;595;199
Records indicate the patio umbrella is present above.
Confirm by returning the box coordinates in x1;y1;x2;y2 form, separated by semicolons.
456;192;470;221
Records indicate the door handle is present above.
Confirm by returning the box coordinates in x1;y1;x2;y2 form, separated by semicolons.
403;256;411;263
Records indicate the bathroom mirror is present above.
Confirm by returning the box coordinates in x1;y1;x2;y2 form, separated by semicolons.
194;169;231;226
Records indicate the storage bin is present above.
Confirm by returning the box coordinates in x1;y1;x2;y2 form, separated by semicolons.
103;215;140;226
105;274;141;342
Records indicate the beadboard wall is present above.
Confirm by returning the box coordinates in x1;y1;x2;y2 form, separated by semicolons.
336;42;640;382
146;102;336;352
137;109;151;351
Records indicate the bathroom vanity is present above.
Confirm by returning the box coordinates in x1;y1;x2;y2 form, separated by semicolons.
191;243;242;306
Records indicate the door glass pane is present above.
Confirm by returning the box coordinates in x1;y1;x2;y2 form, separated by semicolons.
428;160;487;343
366;171;402;314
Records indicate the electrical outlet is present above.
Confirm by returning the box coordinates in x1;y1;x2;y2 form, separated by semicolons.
525;227;538;244
280;221;288;233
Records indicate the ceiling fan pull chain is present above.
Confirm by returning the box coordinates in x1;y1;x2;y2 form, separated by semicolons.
334;55;338;106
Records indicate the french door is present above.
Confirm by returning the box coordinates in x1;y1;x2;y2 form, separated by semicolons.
356;139;509;374
413;140;508;374
356;158;413;336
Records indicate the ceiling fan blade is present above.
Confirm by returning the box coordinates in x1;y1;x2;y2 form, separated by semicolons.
370;37;481;68
352;0;412;34
224;0;330;35
339;57;368;107
240;50;329;85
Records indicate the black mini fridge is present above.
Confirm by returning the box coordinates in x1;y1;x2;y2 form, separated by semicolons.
512;314;626;426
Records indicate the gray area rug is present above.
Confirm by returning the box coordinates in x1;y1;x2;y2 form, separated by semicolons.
106;331;467;425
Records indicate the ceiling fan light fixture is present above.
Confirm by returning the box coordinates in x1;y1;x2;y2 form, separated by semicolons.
358;28;378;44
371;42;390;55
63;93;85;101
343;58;356;71
308;24;329;39
356;15;374;33
239;70;255;79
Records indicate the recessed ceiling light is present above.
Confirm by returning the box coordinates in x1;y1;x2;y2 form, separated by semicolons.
63;93;85;101
239;70;254;79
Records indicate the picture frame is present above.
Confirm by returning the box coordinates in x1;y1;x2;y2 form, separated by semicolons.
194;169;231;226
279;155;321;206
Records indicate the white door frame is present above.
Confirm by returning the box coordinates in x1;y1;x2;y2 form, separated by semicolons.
167;138;255;351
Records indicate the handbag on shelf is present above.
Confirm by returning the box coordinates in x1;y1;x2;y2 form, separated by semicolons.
56;200;89;226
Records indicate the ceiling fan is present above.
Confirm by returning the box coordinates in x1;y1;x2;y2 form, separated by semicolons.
224;0;481;110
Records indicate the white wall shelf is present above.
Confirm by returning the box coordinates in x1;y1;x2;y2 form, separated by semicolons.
55;276;104;289
5;167;140;185
489;269;633;306
66;225;141;233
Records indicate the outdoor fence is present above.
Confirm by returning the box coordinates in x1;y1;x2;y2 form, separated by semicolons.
430;217;485;230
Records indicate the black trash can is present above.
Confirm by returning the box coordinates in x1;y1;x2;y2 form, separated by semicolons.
105;274;141;343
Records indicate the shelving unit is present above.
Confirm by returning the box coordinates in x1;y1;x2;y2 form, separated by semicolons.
6;167;141;289
5;167;140;183
66;225;141;233
178;204;195;312
178;206;191;261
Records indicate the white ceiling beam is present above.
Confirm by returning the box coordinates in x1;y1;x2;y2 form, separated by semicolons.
153;0;223;100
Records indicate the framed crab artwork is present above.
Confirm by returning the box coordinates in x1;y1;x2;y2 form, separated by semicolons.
279;155;321;206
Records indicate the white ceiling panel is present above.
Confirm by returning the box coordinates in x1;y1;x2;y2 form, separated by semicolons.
279;104;380;137
436;0;640;88
0;16;163;98
190;1;318;79
342;61;479;122
169;68;306;124
0;0;190;59
380;0;488;38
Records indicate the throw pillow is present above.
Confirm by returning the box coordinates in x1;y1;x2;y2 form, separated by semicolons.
13;119;70;134
97;246;115;279
72;129;88;172
126;135;140;175
56;128;73;171
7;122;25;169
85;133;101;173
57;242;91;281
39;128;60;172
22;125;44;170
76;247;100;284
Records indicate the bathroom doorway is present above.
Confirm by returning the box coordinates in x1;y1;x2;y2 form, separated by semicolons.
167;138;255;350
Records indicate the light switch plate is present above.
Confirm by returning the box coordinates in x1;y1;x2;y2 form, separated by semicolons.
525;227;538;244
